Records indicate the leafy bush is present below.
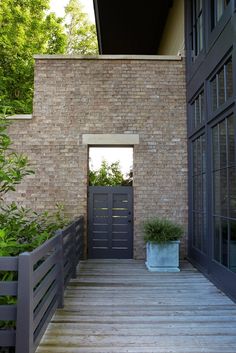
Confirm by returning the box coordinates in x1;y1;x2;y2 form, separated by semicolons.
0;115;69;332
0;117;34;199
0;202;68;257
144;218;183;244
89;159;132;186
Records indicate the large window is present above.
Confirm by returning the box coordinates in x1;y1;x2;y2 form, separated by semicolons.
211;57;233;112
212;115;236;271
211;0;230;29
192;134;207;253
191;90;205;131
191;0;204;59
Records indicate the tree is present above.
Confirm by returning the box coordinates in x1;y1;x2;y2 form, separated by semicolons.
0;0;67;115
65;0;98;55
90;160;125;186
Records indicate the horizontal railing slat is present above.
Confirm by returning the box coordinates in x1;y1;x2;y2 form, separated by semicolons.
0;257;18;271
33;266;58;308
63;244;74;260
29;232;61;265
63;237;73;252
62;222;75;237
0;305;17;320
0;281;18;296
0;216;84;353
33;249;59;288
33;282;58;331
33;296;58;349
0;329;16;346
63;261;72;279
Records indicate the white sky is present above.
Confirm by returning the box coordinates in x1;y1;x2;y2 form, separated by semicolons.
50;0;95;22
89;148;133;176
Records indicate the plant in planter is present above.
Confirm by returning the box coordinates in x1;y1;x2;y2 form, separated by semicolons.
144;218;184;272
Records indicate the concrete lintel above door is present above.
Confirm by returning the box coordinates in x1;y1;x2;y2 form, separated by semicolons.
82;134;139;145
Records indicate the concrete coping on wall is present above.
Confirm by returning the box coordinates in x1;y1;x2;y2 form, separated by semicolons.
34;54;182;61
82;134;140;145
6;114;32;120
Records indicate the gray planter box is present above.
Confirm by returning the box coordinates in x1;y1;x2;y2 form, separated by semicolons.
146;241;180;272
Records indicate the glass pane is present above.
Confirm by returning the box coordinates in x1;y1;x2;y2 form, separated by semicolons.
226;59;233;100
212;77;217;111
229;167;236;218
193;212;197;247
212;125;219;170
216;0;224;21
221;219;228;267
200;93;204;123
202;134;206;173
219;120;227;169
203;173;206;213
213;170;221;215
197;213;202;250
197;138;201;174
196;0;203;13
197;174;203;211
203;211;207;254
228;115;235;166
220;168;228;217
229;221;236;272
199;14;203;52
214;217;221;262
193;140;197;175
195;99;200;127
218;68;225;106
193;176;198;210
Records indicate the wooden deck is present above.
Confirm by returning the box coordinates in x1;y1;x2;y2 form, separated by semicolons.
37;260;236;353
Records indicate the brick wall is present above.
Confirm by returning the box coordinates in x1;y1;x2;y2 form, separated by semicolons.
6;56;188;259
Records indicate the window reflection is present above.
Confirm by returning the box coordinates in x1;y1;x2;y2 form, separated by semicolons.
212;115;236;272
211;58;233;112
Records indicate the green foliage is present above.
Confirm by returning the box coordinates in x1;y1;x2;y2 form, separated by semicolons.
0;202;68;256
0;0;67;114
143;218;184;244
0;117;34;199
0;116;69;332
65;0;98;55
89;160;131;186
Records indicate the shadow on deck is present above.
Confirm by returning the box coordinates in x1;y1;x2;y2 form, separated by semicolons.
37;260;236;353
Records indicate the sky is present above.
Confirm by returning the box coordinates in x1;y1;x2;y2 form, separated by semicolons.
89;148;133;176
50;0;95;22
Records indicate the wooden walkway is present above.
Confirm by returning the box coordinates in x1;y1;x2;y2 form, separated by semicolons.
37;260;236;353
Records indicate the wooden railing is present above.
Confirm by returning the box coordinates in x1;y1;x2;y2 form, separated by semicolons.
0;216;84;353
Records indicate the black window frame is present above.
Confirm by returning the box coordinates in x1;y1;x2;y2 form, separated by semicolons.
210;110;236;271
191;0;204;61
191;132;207;254
208;0;233;49
209;53;234;119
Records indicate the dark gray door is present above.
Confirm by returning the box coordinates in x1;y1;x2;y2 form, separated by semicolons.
88;186;133;259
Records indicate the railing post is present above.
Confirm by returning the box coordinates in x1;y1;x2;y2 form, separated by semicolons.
15;252;33;353
80;217;84;261
56;230;64;308
71;223;77;279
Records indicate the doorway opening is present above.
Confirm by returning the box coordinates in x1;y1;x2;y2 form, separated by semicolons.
88;147;133;259
89;147;133;186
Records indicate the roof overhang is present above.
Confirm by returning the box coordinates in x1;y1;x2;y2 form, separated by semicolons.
93;0;173;55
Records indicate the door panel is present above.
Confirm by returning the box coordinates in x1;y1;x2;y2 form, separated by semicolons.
88;186;133;259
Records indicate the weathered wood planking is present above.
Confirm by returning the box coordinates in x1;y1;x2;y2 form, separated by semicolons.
36;260;236;353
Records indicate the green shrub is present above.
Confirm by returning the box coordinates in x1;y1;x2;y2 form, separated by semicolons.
143;218;184;244
0;202;68;257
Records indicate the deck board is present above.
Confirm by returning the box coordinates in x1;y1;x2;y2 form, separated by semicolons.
36;260;236;353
